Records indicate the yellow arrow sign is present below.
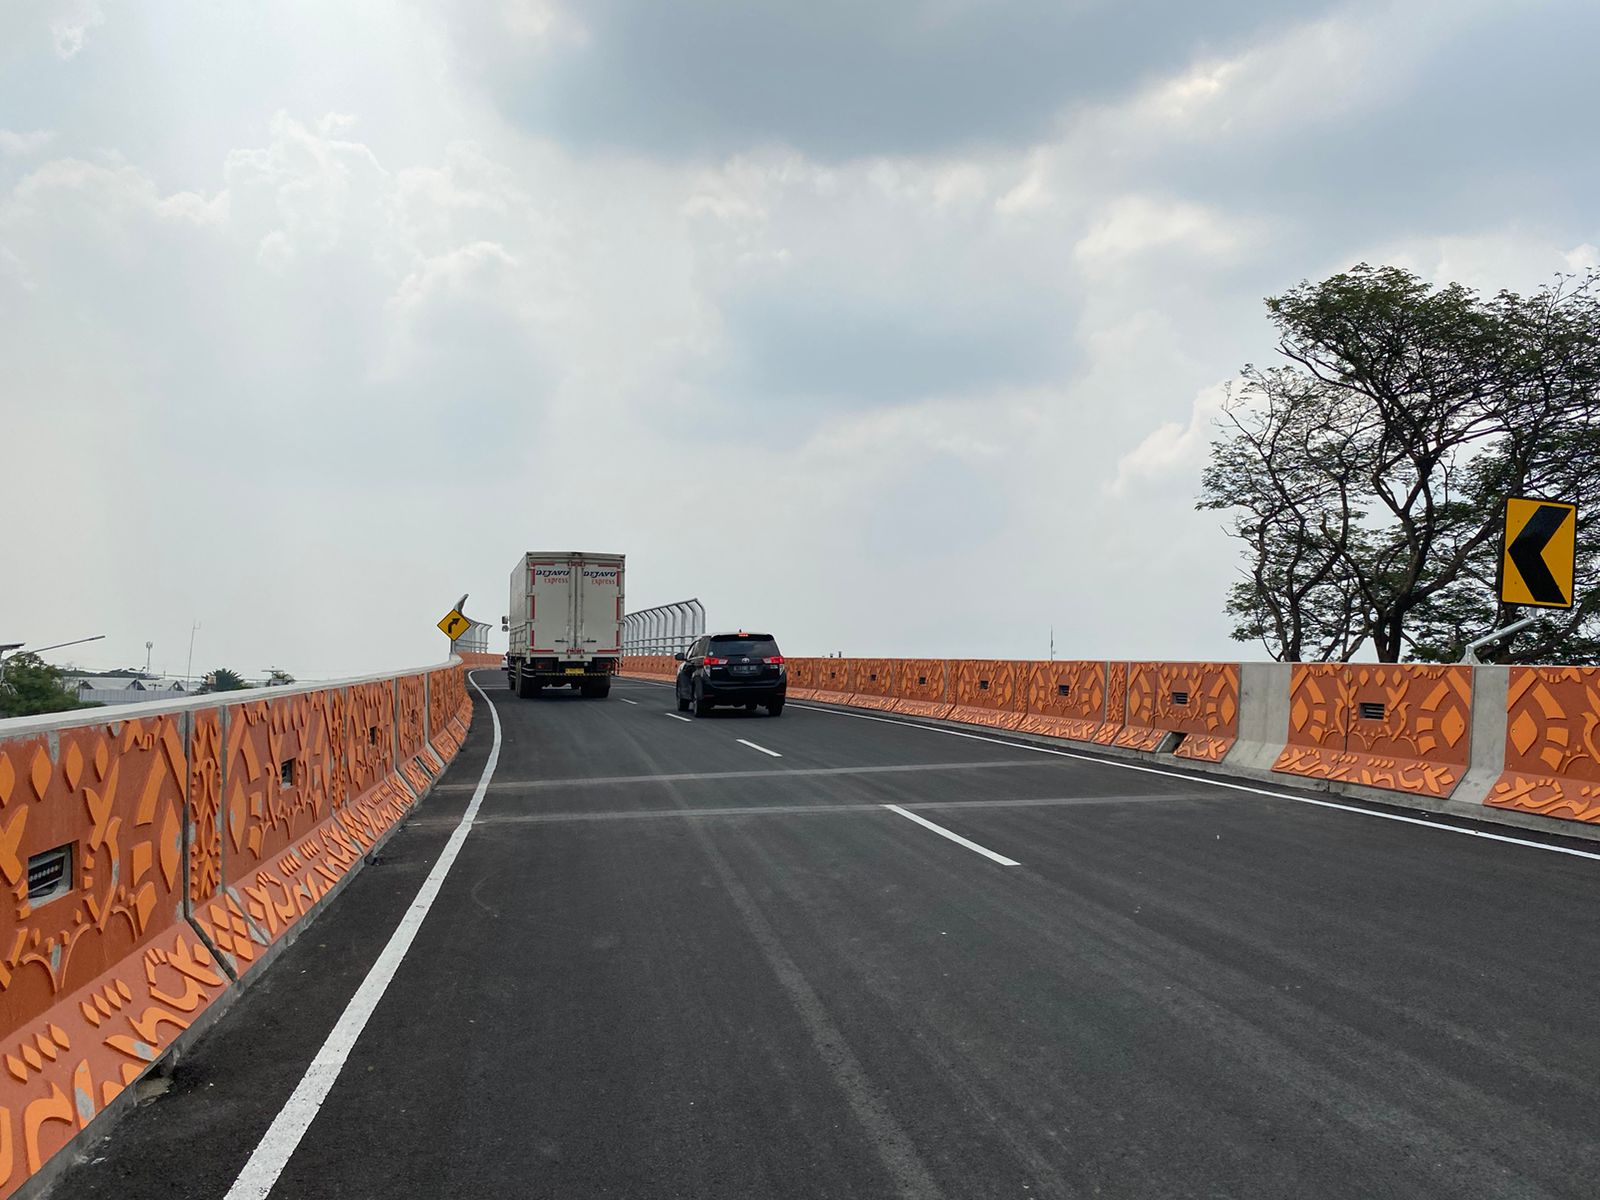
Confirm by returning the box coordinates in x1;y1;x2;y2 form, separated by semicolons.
437;609;471;640
1501;497;1577;609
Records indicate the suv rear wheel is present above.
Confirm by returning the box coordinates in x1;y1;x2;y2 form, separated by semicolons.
693;683;713;718
767;699;785;717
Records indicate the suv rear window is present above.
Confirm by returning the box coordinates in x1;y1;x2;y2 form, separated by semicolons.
709;636;780;658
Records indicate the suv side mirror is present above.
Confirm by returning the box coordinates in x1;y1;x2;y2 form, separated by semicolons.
673;652;686;662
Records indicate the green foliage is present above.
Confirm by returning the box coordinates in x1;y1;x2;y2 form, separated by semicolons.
201;667;251;693
0;653;94;718
1199;264;1600;664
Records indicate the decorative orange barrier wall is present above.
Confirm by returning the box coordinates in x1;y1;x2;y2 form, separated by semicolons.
945;661;1024;730
782;658;823;701
1487;667;1600;823
812;660;856;704
1114;662;1241;762
0;661;474;1200
850;660;896;711
1273;664;1473;797
1018;661;1110;741
889;660;951;719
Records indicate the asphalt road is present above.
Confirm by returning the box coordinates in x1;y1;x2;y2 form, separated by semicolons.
55;673;1600;1199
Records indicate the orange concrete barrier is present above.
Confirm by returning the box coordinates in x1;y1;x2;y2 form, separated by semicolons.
782;658;822;701
429;665;472;762
1113;662;1241;762
1273;664;1472;797
849;660;897;711
457;651;501;668
1017;661;1111;741
888;659;951;719
1486;667;1600;823
811;660;857;704
945;660;1025;730
0;713;231;1198
1;661;475;1199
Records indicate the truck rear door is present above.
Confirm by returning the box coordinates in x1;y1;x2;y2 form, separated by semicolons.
527;558;577;657
576;558;623;656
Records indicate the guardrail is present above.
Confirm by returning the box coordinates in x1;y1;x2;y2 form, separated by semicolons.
618;656;1600;835
0;659;477;1200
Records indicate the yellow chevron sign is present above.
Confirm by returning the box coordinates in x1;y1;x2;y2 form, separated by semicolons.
1501;497;1577;609
437;609;471;640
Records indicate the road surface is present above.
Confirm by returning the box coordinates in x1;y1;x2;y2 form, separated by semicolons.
57;674;1600;1199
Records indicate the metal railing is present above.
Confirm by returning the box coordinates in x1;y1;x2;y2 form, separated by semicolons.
623;599;704;657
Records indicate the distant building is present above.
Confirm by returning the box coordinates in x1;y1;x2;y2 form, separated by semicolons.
62;674;188;706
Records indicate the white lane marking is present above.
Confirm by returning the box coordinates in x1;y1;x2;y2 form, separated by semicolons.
225;671;503;1200
619;698;639;706
884;803;1020;866
665;712;692;723
736;738;783;758
790;703;1600;866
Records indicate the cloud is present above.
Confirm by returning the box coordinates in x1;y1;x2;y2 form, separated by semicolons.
444;0;1338;159
4;0;1600;677
0;129;54;156
48;0;104;58
1110;381;1231;497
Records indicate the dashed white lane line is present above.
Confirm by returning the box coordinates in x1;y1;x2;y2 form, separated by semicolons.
788;702;1600;866
225;670;503;1200
884;803;1021;867
737;738;783;758
619;698;639;705
665;713;693;723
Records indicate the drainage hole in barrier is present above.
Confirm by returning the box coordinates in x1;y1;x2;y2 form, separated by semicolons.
1359;701;1387;720
280;759;296;787
1171;691;1190;706
869;673;878;681
369;725;380;745
978;679;991;691
1056;684;1071;697
28;844;73;904
917;676;928;686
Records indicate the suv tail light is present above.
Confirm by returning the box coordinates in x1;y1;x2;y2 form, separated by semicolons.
764;656;785;665
704;656;727;666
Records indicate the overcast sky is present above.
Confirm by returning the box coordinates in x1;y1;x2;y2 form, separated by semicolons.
4;0;1597;679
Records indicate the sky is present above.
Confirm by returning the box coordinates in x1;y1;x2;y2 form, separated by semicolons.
3;0;1597;680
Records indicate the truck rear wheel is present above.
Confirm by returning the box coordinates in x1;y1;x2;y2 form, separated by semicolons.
514;664;539;699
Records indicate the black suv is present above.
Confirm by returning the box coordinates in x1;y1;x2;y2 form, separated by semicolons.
676;633;786;716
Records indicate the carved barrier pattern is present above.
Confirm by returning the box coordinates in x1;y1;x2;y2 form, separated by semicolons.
1018;661;1108;741
1488;667;1600;823
889;660;951;719
1113;663;1240;762
1273;665;1472;797
849;660;897;711
812;661;856;704
945;661;1024;730
396;674;436;795
0;661;473;1199
1091;661;1131;745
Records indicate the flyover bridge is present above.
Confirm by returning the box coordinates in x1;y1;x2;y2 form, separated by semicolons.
6;660;1600;1198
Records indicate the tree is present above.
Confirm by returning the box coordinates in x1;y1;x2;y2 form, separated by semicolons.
1199;264;1600;663
0;653;95;718
201;668;250;693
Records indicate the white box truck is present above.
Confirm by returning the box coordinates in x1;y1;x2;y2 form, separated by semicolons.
505;551;625;699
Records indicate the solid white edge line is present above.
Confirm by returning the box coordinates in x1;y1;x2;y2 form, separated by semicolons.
785;701;1600;865
665;712;692;723
884;803;1020;866
736;738;783;758
224;671;504;1200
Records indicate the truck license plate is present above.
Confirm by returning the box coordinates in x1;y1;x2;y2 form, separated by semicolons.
564;667;585;676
